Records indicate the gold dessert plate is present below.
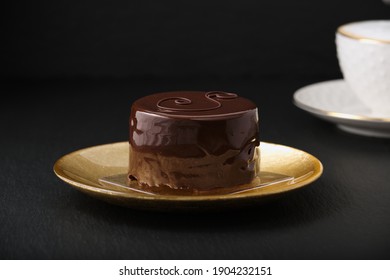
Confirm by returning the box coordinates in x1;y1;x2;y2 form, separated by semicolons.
53;142;323;211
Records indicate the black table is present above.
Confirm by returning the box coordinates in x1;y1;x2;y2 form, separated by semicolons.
2;78;390;259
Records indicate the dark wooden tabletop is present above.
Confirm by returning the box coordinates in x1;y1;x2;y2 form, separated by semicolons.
1;78;389;259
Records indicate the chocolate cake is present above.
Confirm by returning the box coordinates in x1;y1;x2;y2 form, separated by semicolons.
128;91;260;194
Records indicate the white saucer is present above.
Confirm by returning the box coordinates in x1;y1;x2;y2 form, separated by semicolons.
294;79;390;138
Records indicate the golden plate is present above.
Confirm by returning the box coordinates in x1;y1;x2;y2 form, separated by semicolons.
53;142;323;211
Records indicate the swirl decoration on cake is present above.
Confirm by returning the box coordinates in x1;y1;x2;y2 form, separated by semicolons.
157;91;238;112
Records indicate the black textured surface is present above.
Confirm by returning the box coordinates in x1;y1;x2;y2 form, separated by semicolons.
1;78;390;259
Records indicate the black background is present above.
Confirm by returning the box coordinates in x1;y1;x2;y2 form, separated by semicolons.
3;0;389;80
1;0;390;259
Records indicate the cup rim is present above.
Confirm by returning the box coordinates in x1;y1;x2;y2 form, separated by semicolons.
337;20;390;44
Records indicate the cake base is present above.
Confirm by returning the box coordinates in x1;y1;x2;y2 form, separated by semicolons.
100;170;295;197
128;145;261;195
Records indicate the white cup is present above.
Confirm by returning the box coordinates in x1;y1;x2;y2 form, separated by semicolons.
336;20;390;116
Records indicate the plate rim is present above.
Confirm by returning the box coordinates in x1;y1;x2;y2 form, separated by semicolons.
293;79;390;124
53;141;323;202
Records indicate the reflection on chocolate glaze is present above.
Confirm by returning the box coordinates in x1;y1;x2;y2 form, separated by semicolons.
205;91;237;99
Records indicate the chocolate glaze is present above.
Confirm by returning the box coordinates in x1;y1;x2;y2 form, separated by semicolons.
128;91;260;193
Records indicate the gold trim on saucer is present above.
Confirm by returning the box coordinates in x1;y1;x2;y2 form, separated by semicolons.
294;94;390;123
337;24;390;45
53;142;323;211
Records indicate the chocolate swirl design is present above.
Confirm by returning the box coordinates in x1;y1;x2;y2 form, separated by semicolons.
157;91;238;113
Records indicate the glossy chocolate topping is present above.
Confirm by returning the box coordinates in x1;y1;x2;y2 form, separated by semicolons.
128;91;260;192
132;91;257;119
